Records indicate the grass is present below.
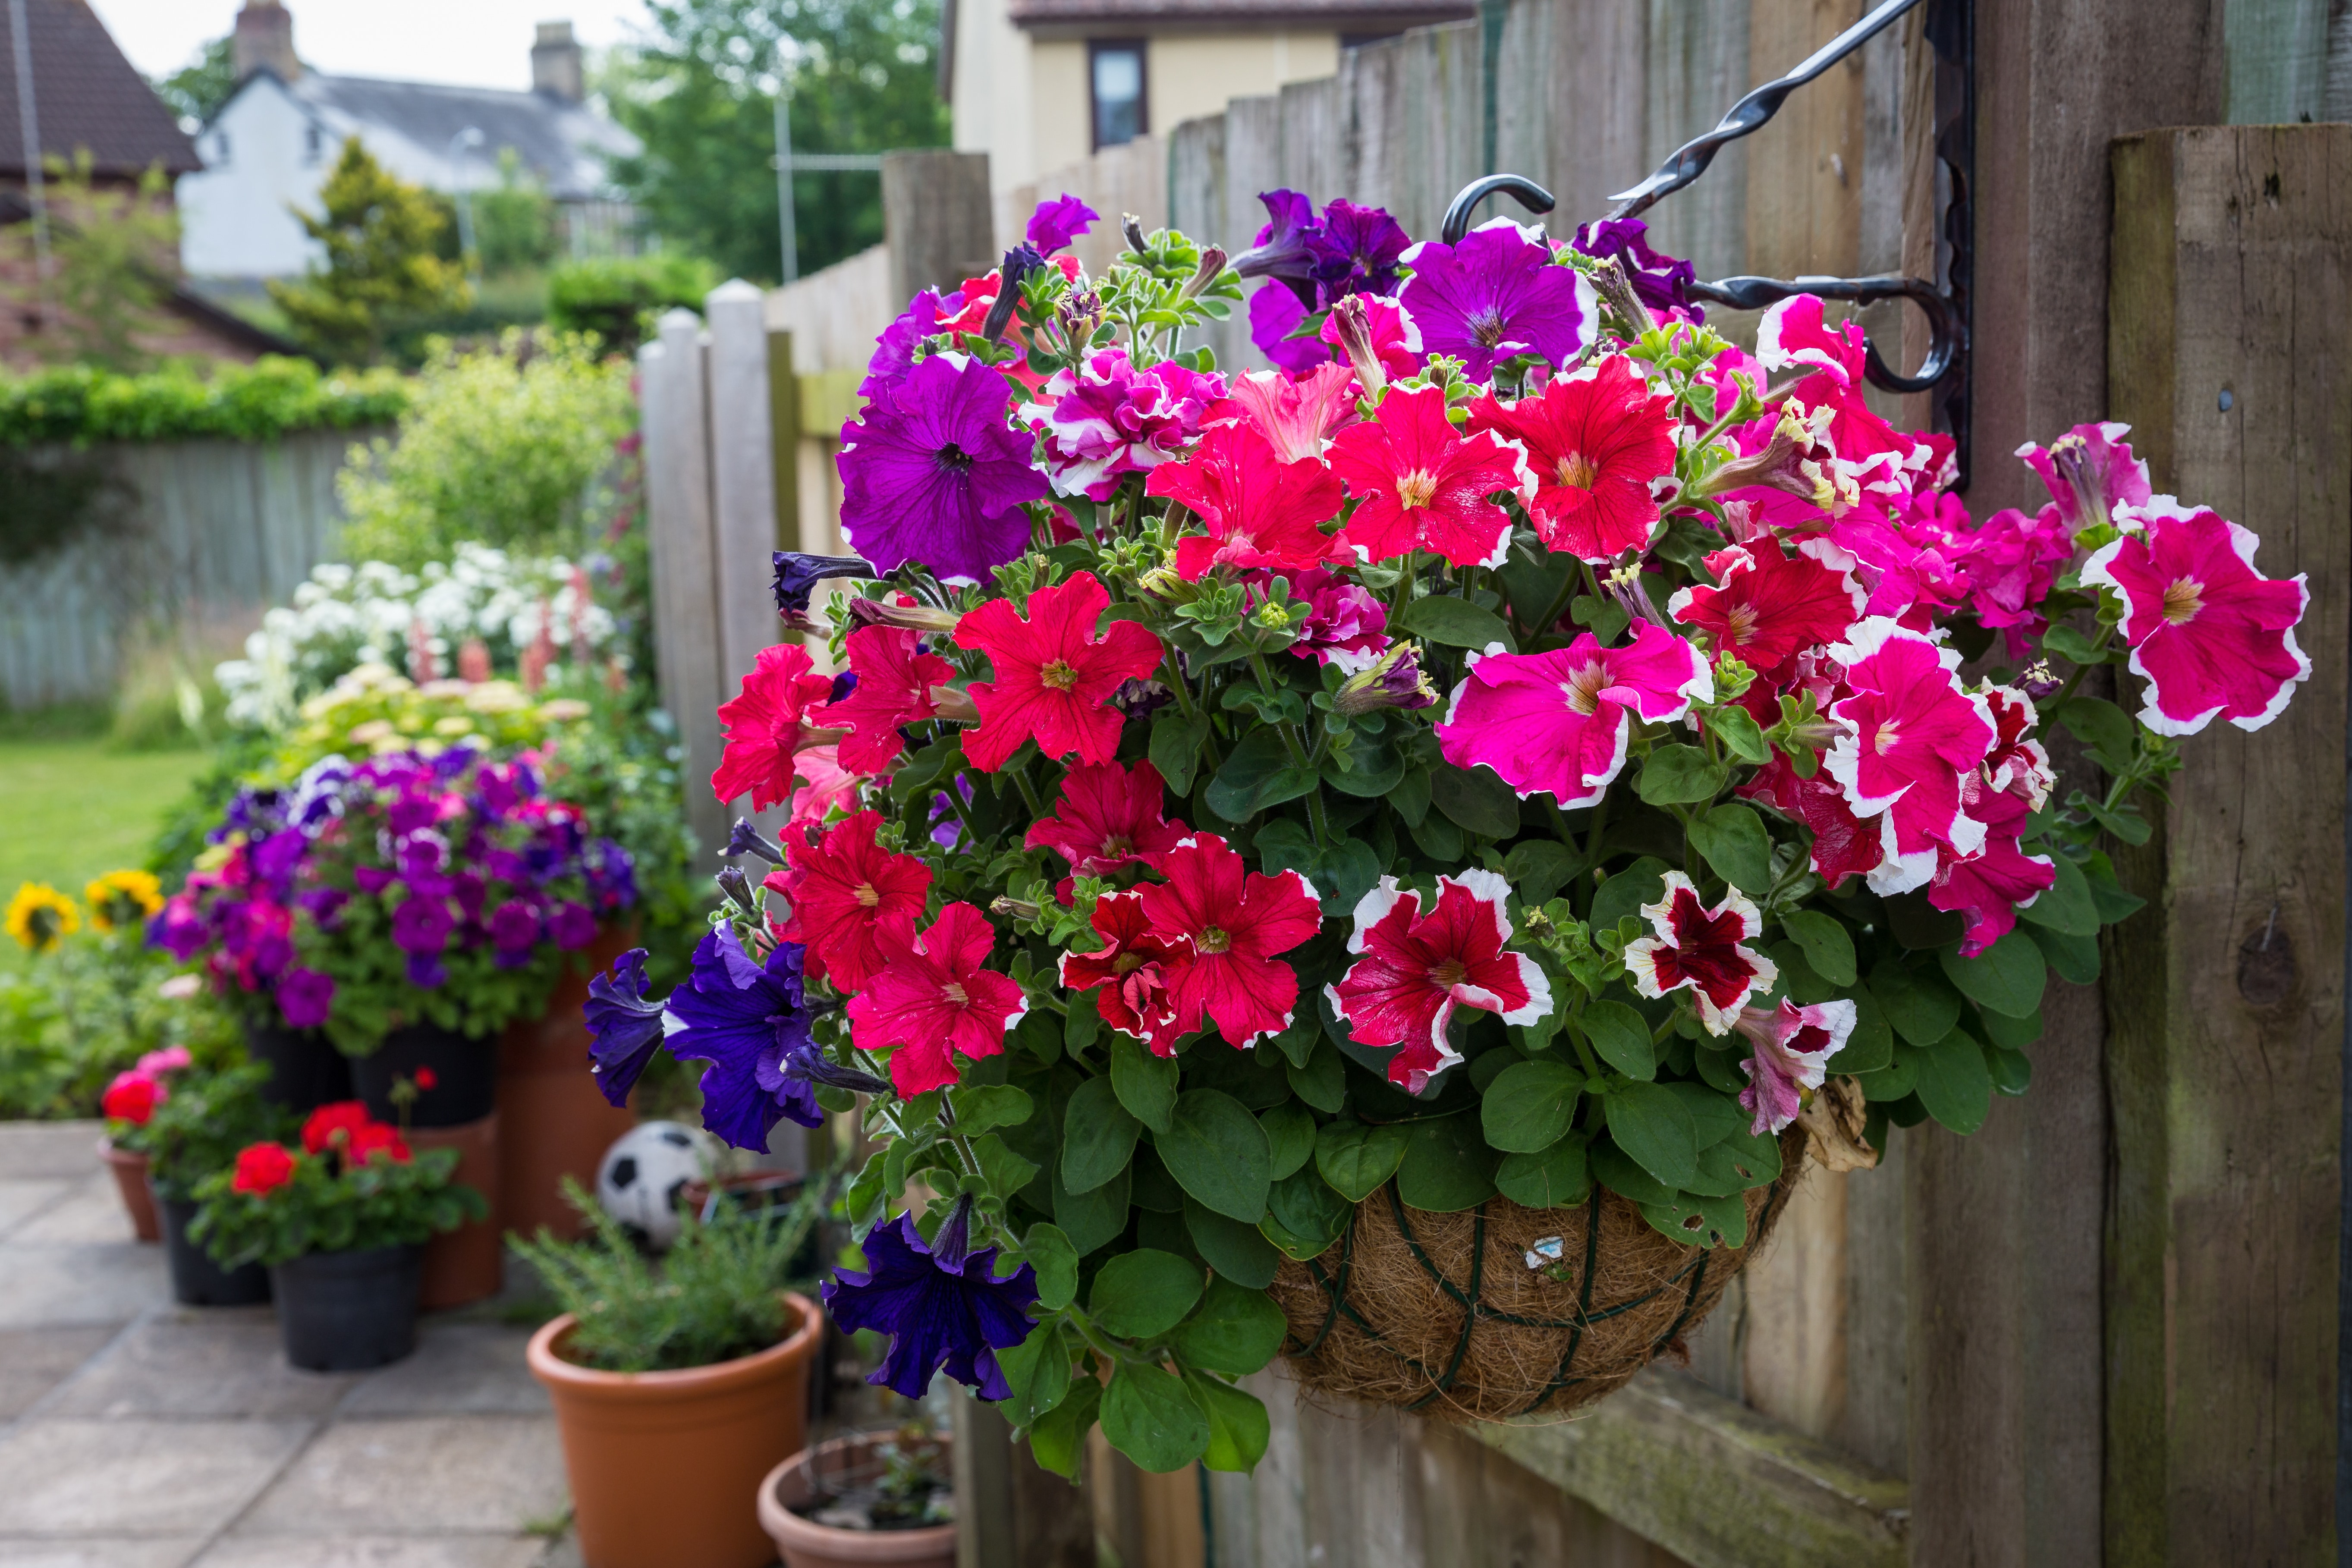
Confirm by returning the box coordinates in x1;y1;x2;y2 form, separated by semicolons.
0;738;208;961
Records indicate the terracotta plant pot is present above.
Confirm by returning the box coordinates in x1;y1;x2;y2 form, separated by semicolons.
409;1114;501;1310
97;1139;160;1243
758;1433;959;1568
529;1292;823;1568
498;929;638;1241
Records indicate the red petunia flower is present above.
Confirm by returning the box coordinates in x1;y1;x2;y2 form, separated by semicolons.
1212;364;1360;464
953;572;1166;772
1330;383;1531;568
846;902;1029;1094
301;1100;373;1155
1926;774;2056;957
1668;537;1863;677
1739;755;1884;888
232;1142;297;1196
711;643;839;811
1823;617;1998;894
1466;356;1676;561
1326;870;1552;1093
1147;421;1345;581
1058;890;1195;1056
769;809;934;989
1024;760;1188;875
1134;834;1322;1046
821;626;958;775
1622;872;1779;1035
101;1071;164;1126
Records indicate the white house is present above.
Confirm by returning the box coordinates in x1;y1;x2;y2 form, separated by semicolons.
178;1;640;281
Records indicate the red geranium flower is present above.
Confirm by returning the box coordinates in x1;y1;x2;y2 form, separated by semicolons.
952;572;1165;772
1134;834;1322;1046
1668;537;1863;677
1023;760;1188;876
101;1071;164;1126
412;1066;439;1092
1467;356;1676;561
770;809;934;989
1058;890;1194;1056
300;1100;373;1155
1327;870;1551;1093
1622;872;1778;1035
347;1122;412;1165
232;1141;297;1196
711;642;838;811
1146;421;1345;580
821;625;958;776
846;902;1029;1094
1330;383;1529;568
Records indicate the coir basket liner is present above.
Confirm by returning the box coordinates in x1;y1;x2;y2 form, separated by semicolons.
1269;1128;1807;1423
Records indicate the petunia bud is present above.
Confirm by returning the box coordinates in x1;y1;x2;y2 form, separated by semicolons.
1693;408;1849;511
929;682;981;723
990;894;1044;921
1602;563;1673;629
1326;294;1389;398
716;865;755;911
1056;288;1105;349
2045;431;2118;535
981;245;1044;343
1586;255;1652;334
1122;213;1149;254
772;552;872;625
1179;245;1229;302
1334;640;1438;716
725;818;786;866
846;597;963;635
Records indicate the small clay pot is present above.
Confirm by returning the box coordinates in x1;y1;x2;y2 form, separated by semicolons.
758;1433;959;1568
271;1244;423;1371
97;1138;160;1243
160;1197;270;1306
409;1114;500;1311
351;1024;499;1126
529;1293;822;1568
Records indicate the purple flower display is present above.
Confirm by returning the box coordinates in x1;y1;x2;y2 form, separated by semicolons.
861;288;964;400
1310;198;1411;300
836;354;1052;585
771;552;873;625
1248;283;1334;373
277;967;335;1029
661;926;826;1150
1570;217;1701;318
1233;189;1324;308
584;947;668;1108
1400;219;1598;380
1026;193;1099;255
821;1197;1040;1400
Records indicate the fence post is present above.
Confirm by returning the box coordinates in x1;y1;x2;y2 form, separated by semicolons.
2104;121;2351;1564
638;308;730;858
882;150;997;305
703;280;786;724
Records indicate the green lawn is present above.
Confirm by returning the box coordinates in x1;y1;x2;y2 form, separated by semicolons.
0;741;208;938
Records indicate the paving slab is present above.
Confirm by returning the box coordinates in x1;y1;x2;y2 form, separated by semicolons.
0;1418;313;1537
237;1416;566;1537
191;1537;548;1568
0;1180;72;1238
0;1124;103;1181
46;1313;354;1421
0;1327;123;1422
14;1174;144;1245
0;1539;201;1567
338;1323;551;1417
0;1245;167;1329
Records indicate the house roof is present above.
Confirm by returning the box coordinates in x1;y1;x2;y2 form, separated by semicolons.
1007;0;1474;28
0;0;200;180
284;73;640;203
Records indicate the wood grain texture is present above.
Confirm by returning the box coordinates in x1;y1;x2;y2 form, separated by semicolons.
1641;0;1750;281
1541;0;1646;231
2104;121;2351;1568
1742;0;1865;281
880;151;997;306
638;315;729;857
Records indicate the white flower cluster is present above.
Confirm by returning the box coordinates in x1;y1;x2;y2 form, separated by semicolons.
217;544;621;731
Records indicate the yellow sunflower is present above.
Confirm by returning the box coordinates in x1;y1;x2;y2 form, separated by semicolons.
6;883;81;953
84;870;164;933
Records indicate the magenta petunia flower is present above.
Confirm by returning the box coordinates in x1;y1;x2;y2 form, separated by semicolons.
1952;504;2075;657
1020;348;1226;502
1730;998;1855;1134
1979;685;2055;809
820;625;958;776
1668;536;1863;679
1269;566;1389;668
1025;192;1098;255
1437;621;1712;807
1926;774;2055;957
1330;383;1530;568
837;353;1051;584
2018;420;2151;537
1822;617;1999;895
1325;870;1551;1093
1317;293;1423;385
1023;759;1188;875
1398;219;1597;380
1569;217;1699;319
1623;872;1778;1036
2079;499;2310;736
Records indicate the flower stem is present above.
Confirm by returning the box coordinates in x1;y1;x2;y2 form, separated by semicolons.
2032;622;2119;741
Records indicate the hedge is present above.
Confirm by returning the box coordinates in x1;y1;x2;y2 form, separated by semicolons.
0;358;411;446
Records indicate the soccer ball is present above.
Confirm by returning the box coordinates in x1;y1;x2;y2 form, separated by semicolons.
595;1121;717;1249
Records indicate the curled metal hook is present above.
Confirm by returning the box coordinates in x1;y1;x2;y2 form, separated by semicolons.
1687;274;1961;394
1440;175;1556;245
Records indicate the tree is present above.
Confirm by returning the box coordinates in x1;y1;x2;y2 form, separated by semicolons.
603;0;949;285
267;139;471;364
0;154;181;370
151;36;239;129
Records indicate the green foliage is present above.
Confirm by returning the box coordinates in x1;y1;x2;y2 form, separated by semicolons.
547;255;719;355
471;151;560;275
335;332;634;569
510;1178;818;1372
0;155;182;371
268;139;472;364
150;35;238;127
192;1142;486;1270
0;923;240;1119
131;1062;293;1201
0;357;409;447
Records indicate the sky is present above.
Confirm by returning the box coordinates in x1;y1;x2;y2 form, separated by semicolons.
88;0;656;91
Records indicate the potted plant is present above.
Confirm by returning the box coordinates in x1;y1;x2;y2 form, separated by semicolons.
94;1050;185;1244
758;1423;957;1568
517;1181;825;1568
137;1059;288;1305
191;1101;487;1369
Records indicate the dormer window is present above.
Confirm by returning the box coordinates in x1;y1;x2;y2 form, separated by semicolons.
304;125;323;163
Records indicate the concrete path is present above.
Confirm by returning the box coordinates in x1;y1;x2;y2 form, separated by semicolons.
0;1121;576;1568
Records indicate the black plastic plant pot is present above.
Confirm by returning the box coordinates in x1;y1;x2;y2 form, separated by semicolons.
350;1024;499;1127
160;1198;270;1307
270;1244;422;1372
244;1021;353;1114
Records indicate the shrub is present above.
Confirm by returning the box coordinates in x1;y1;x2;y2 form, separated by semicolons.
546;254;717;356
0;358;408;447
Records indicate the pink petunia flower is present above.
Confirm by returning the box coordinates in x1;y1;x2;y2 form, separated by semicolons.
1466;356;1676;562
1822;617;1998;894
1330;383;1531;568
1023;759;1188;875
1148;421;1345;580
1979;685;2055;809
953;572;1167;771
1926;774;2056;957
2018;420;2152;537
1317;293;1423;385
1267;566;1390;669
1623;872;1779;1036
1019;347;1226;502
821;626;959;776
1952;505;2075;657
1213;365;1361;463
1731;998;1856;1134
711;643;838;812
1058;890;1195;1056
1436;621;1712;807
847;902;1029;1095
2079;499;2310;736
1134;834;1321;1046
785;746;862;832
1325;870;1552;1093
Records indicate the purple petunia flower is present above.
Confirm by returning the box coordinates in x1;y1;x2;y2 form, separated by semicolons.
1233;188;1324;309
584;947;668;1108
390;892;454;956
489;899;540;966
1026;192;1099;255
771;552;872;623
548;901;597;951
1248;282;1334;374
861;287;964;401
1570;217;1701;319
836;354;1051;585
406;953;448;989
1400;218;1598;380
662;927;826;1150
1310;199;1410;301
277;967;335;1029
821;1196;1039;1400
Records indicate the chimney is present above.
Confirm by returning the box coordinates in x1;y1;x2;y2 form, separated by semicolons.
233;0;300;82
532;22;584;102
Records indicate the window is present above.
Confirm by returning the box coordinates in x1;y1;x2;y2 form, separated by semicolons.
1089;41;1145;150
212;131;231;165
304;125;323;163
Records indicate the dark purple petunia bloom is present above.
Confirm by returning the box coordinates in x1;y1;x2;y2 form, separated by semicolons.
584;947;668;1109
1309;199;1410;301
724;817;787;866
771;552;872;622
862;288;964;400
663;927;825;1150
836;354;1050;585
822;1197;1039;1400
277;967;335;1030
1248;282;1334;374
407;954;448;989
1026;193;1099;255
1400;219;1597;380
390;892;453;955
980;245;1044;342
489;899;540;966
548;901;597;951
1571;217;1701;319
1233;189;1324;308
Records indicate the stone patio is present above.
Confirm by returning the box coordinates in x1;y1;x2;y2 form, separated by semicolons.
0;1121;578;1568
